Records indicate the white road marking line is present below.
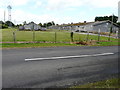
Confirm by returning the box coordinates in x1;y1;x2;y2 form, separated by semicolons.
25;53;114;61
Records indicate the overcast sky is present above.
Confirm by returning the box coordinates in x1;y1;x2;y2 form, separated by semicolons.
0;0;119;24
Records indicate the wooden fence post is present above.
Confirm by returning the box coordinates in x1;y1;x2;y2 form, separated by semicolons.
13;31;16;43
86;31;89;42
70;32;73;42
33;30;35;42
55;32;57;43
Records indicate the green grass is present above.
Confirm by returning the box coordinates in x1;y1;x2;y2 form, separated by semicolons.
71;78;120;88
1;43;81;48
96;41;119;46
1;28;76;42
0;28;119;48
1;28;118;42
1;41;119;49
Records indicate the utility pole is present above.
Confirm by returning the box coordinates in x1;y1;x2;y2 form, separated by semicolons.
7;5;12;22
7;5;12;27
108;14;113;41
4;10;6;22
86;31;89;42
32;22;35;43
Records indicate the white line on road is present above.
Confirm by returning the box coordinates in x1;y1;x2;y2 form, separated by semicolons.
25;53;114;61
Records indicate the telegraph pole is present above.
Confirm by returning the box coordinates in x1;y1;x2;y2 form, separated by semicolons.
7;5;12;22
4;10;6;22
108;14;113;41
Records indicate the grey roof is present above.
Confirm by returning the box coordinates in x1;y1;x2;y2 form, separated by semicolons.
92;20;119;27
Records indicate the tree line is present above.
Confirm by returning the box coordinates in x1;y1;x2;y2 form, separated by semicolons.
22;21;55;27
1;15;120;29
38;21;55;27
95;15;118;23
0;21;15;29
0;21;56;29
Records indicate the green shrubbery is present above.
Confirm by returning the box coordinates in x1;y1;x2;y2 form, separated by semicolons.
0;24;8;29
0;21;15;29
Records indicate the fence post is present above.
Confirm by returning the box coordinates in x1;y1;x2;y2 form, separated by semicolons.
55;32;57;43
86;31;89;42
33;30;35;43
108;27;112;41
79;34;80;42
13;31;16;43
70;31;73;42
116;31;118;39
98;29;100;41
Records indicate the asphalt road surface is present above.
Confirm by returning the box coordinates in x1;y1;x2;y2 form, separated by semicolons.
2;46;119;88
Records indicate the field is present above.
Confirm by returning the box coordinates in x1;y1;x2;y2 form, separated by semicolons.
1;28;80;42
0;28;119;48
71;78;120;88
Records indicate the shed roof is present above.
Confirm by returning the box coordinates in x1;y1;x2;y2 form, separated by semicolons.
57;20;120;28
92;20;119;27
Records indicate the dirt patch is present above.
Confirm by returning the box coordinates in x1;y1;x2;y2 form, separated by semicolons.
74;40;97;45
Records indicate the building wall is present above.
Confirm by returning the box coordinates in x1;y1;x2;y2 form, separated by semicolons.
48;21;119;33
19;26;24;30
84;24;93;31
93;22;118;33
19;23;41;30
93;23;110;32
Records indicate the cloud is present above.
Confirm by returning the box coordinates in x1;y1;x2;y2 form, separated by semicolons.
30;0;43;9
0;8;4;21
45;0;119;11
11;9;60;24
84;0;118;8
35;1;42;8
11;9;80;24
0;0;29;7
46;0;83;10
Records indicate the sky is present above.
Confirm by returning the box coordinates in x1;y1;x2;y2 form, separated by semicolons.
0;0;119;24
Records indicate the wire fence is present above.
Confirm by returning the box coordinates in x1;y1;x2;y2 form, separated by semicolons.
1;29;118;44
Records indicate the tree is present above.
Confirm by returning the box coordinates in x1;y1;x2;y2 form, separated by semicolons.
51;21;55;25
43;23;47;27
47;22;53;27
39;23;42;27
5;21;15;27
0;21;4;24
95;15;118;23
117;22;120;26
0;21;8;29
109;15;118;23
23;21;27;25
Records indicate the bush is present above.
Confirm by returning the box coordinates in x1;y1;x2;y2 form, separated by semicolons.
0;24;8;29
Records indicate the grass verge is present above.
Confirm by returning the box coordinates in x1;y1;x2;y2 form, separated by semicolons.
71;78;120;88
1;41;119;49
95;41;119;46
1;43;81;49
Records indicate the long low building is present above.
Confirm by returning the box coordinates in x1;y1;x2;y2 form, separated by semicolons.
49;20;119;33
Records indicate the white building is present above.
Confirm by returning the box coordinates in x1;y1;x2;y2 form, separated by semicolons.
19;22;41;30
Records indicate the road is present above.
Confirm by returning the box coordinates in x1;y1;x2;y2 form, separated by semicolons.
2;46;119;88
